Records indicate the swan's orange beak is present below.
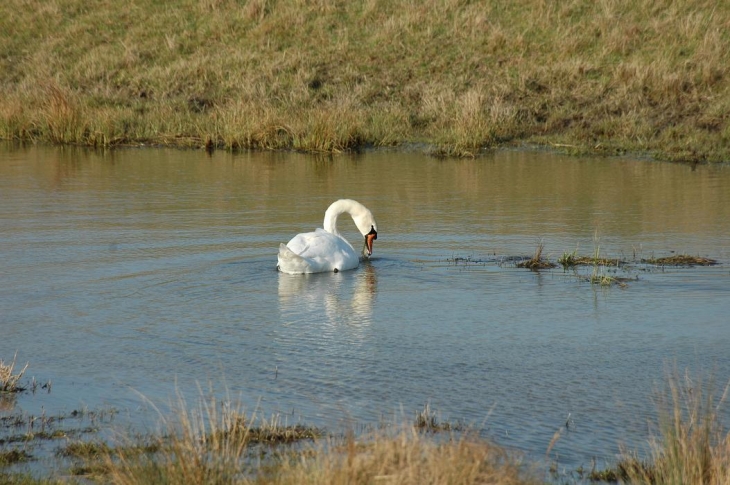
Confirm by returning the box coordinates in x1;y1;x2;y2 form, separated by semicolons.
364;226;377;257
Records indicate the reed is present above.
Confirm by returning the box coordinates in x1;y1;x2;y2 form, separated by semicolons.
0;353;28;393
86;392;537;485
0;450;32;467
605;371;730;485
1;0;728;161
558;250;622;268
643;254;718;267
95;391;327;484
259;428;537;485
516;242;556;270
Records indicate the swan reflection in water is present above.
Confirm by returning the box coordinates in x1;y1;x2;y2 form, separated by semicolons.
278;261;378;328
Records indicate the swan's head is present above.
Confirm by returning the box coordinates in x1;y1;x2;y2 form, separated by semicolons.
362;225;378;258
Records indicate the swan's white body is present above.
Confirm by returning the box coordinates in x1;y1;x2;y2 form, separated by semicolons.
277;199;378;274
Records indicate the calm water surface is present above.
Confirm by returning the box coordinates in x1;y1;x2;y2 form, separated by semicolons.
2;145;730;472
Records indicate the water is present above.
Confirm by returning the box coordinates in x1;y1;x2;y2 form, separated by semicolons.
2;145;730;473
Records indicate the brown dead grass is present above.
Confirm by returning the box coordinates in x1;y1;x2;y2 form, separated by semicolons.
643;255;718;266
0;353;28;393
1;0;729;161
516;243;557;270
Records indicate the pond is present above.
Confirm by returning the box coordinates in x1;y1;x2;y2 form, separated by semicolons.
2;145;729;474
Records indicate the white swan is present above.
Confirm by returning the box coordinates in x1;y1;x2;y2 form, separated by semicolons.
277;199;378;274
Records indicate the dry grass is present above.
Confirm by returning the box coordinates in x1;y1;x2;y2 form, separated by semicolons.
643;254;718;266
259;429;538;485
413;403;463;432
6;371;730;484
558;250;623;268
96;392;325;484
587;272;629;289
1;0;729;161
611;370;730;485
516;242;556;270
0;449;33;467
0;353;28;393
89;392;537;485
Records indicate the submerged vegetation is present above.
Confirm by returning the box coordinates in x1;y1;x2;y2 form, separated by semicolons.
1;0;730;161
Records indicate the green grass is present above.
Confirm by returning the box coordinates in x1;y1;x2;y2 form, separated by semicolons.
1;0;729;161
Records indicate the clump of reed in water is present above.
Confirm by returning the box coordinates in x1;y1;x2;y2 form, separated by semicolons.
516;242;556;270
591;370;730;485
0;353;28;393
643;254;717;266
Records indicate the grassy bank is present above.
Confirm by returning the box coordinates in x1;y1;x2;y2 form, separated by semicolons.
2;371;730;484
1;0;729;161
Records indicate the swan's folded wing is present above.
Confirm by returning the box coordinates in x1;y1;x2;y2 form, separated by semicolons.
278;243;310;274
278;229;359;274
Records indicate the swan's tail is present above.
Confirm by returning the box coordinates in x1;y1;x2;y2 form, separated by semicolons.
277;243;309;274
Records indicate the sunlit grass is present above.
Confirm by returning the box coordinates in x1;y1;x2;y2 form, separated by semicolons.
516;242;556;270
643;254;718;266
1;0;729;161
3;369;730;484
0;353;28;393
67;391;538;485
599;370;730;485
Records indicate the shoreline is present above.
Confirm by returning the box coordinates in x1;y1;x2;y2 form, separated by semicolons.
2;139;714;169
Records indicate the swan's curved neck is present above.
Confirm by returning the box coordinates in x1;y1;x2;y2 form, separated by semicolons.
323;199;375;237
323;200;350;236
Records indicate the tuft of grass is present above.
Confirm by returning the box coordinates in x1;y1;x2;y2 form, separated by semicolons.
0;449;32;467
557;250;579;268
58;441;113;459
226;412;323;445
516;242;557;270
258;427;538;485
96;393;324;484
0;353;28;393
558;249;622;268
413;403;462;433
0;472;63;484
603;371;730;485
643;254;718;266
87;392;537;485
582;237;628;288
588;455;655;483
586;271;630;288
